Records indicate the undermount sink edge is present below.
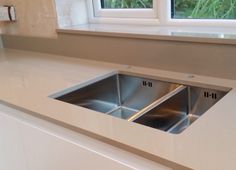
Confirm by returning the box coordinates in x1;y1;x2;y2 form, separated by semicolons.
52;72;230;134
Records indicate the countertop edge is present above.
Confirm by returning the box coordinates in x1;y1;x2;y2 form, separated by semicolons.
57;25;236;45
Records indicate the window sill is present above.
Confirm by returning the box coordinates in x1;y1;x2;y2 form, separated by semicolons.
57;24;236;45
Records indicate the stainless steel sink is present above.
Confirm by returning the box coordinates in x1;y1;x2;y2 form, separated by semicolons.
56;74;180;119
132;86;227;134
55;73;229;134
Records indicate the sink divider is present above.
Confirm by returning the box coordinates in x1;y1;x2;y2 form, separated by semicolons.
187;86;192;115
127;85;187;122
116;74;122;106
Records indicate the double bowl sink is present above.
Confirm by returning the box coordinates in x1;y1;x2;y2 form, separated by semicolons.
55;73;228;134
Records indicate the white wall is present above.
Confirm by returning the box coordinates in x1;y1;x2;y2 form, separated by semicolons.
54;0;88;27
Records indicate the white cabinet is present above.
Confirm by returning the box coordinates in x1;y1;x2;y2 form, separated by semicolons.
0;104;171;170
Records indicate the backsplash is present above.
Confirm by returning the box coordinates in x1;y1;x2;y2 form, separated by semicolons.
3;34;236;80
0;0;57;37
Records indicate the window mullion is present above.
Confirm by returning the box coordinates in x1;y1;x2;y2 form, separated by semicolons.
157;0;171;25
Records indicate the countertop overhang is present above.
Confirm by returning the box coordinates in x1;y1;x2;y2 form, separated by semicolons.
0;48;236;170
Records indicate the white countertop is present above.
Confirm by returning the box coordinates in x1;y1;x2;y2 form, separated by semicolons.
1;48;236;170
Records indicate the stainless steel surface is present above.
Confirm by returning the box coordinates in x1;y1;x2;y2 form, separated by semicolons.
167;115;198;134
56;73;180;119
133;87;189;131
108;106;138;119
128;85;187;122
133;86;228;133
55;73;229;134
118;74;180;110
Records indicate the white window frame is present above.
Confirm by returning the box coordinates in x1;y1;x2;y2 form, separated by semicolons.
92;0;158;19
87;0;236;27
87;0;159;25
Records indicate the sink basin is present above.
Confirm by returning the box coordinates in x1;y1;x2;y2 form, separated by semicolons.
132;86;227;134
54;73;229;134
56;74;180;119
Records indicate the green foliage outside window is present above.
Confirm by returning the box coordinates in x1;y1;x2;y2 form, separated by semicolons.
101;0;153;8
174;0;236;19
101;0;236;19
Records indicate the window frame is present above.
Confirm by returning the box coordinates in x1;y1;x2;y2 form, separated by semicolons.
92;0;158;19
87;0;236;27
87;0;159;25
168;0;236;27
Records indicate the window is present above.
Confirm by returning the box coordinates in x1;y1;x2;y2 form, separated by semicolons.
100;0;153;9
91;0;157;19
87;0;236;26
172;0;236;19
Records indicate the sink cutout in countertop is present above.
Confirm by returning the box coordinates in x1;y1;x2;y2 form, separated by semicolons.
52;73;229;134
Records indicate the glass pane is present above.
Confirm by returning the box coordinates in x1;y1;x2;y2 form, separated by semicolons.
101;0;153;9
172;0;236;19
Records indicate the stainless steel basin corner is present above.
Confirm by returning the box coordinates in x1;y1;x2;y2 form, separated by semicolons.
54;73;229;134
133;86;189;132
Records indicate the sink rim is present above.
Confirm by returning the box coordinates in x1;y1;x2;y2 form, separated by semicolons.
50;71;230;134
